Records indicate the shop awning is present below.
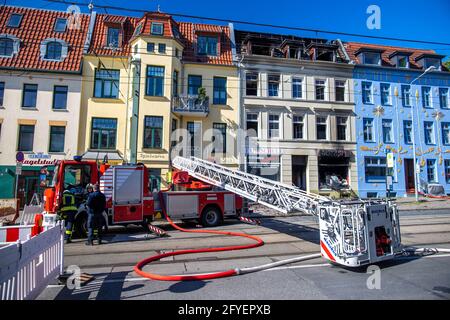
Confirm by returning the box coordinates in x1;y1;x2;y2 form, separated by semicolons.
82;151;123;163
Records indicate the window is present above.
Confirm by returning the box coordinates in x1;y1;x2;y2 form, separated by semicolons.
268;114;280;138
445;160;450;184
0;38;14;57
439;88;449;109
424;121;435;145
315;79;326;100
427;159;437;183
151;23;164;35
292;78;303;99
422;87;432;108
22;84;38;108
397;56;409;68
246;72;258;96
380;83;391;106
365;157;386;182
268;74;280;97
363;118;374;142
148;169;161;192
362;81;372;104
49;126;65;153
337;116;347;141
335;80;346;102
54;18;67;32
424;58;441;70
316;116;327;140
7;14;23;28
197;35;218;56
143;116;163;149
147;42;155;52
404;120;413;144
146;66;165;96
187;122;201;157
53;86;68;110
175;48;179;58
173;70;179;97
91;118;117;150
45;41;62;60
442;122;450;145
188;75;202;96
382;119;394;143
362;52;381;65
106;27;120;48
158;43;166;54
401;85;411;107
18;125;34;151
94;69;120;99
246;113;258;136
212;123;227;153
213;77;227;105
293;115;304;139
0;82;4;106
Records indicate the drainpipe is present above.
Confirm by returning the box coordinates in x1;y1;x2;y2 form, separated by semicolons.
129;58;141;164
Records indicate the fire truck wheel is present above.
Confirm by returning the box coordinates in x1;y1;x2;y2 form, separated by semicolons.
201;206;222;227
75;213;88;238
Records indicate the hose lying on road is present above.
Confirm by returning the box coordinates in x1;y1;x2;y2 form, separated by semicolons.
401;247;450;255
134;192;322;281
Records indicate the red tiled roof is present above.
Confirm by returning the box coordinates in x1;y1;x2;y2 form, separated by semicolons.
179;22;233;66
344;42;439;70
0;6;90;72
137;12;178;38
88;13;139;57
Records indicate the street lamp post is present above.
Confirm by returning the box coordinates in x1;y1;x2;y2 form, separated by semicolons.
409;66;436;201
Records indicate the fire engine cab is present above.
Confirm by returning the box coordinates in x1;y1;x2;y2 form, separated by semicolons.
43;157;243;236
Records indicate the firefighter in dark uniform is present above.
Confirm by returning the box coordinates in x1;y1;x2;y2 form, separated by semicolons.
61;190;78;244
86;184;106;246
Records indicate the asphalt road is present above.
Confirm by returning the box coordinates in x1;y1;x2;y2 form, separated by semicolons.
37;209;450;300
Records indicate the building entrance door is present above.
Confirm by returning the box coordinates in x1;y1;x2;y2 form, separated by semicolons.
404;159;415;193
292;155;307;191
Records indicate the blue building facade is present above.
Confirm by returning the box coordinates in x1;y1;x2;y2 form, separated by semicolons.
348;44;450;198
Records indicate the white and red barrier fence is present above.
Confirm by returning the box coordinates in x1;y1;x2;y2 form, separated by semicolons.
0;222;64;300
0;225;34;244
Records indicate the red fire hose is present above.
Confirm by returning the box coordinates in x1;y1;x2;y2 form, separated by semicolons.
133;192;265;281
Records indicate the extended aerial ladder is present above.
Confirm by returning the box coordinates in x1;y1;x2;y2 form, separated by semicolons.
172;156;402;267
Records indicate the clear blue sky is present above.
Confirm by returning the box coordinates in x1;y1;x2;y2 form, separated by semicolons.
6;0;450;60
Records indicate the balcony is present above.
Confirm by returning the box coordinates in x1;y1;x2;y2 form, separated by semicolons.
172;95;209;117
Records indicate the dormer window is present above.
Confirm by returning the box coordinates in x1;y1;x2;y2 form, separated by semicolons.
151;22;164;35
0;34;20;58
424;58;441;70
7;13;23;28
362;52;381;65
54;18;67;33
106;27;120;48
397;56;409;68
41;39;68;61
197;35;218;56
389;51;412;68
415;53;444;71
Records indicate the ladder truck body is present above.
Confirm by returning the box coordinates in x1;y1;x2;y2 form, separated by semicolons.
172;156;402;267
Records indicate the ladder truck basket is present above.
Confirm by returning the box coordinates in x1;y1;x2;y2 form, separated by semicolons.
0;222;64;300
172;156;402;267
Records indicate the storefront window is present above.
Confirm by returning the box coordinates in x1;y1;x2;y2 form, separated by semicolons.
318;150;350;190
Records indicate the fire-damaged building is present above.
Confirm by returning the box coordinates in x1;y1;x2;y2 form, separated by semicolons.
236;30;357;195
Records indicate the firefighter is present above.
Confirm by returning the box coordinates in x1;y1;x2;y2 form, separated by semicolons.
61;190;78;244
86;183;106;246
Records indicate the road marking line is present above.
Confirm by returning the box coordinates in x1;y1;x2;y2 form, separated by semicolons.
263;263;330;272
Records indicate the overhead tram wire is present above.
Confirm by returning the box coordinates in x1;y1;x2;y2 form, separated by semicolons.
43;0;450;47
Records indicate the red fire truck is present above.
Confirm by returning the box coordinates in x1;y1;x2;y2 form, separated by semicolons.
43;158;243;236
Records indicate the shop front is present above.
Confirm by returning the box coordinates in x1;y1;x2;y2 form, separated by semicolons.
318;149;351;191
246;145;281;182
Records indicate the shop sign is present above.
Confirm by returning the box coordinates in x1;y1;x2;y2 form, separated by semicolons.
319;149;349;158
23;153;60;166
387;153;394;168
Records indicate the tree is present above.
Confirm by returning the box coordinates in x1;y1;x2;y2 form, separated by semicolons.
444;59;450;71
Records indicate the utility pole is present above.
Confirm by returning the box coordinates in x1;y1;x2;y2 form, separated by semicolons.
130;59;141;164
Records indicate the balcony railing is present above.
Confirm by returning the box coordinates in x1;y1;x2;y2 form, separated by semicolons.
172;95;209;117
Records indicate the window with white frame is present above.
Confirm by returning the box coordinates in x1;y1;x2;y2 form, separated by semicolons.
362;81;373;104
268;114;280;138
316;115;327;140
404;120;413;144
401;85;411;107
315;79;326;100
41;39;68;61
442;122;450;145
382;119;394;143
335;80;346;102
246;72;258;96
440;88;449;109
380;83;391;106
268;74;280;97
424;121;435;145
293;115;304;139
246;113;258;137
362;52;381;65
422;86;432;108
364;157;387;182
445;159;450;184
292;77;303;99
151;23;164;35
363;118;374;142
0;35;20;58
336;116;347;141
397;55;409;68
427;159;437;183
106;27;120;48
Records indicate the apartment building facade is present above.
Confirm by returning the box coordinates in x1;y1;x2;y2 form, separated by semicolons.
345;42;450;197
78;11;239;189
0;6;90;206
236;31;357;195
